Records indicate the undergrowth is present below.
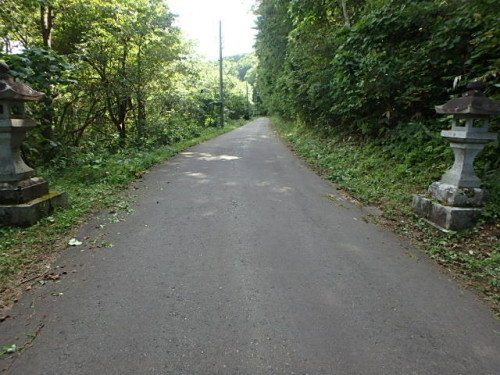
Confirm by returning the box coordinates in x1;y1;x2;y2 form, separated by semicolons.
0;120;247;309
272;117;499;314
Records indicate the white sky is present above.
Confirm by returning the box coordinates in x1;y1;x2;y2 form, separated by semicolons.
167;0;257;59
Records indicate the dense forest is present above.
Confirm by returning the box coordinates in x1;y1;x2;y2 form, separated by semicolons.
254;0;499;183
255;0;499;130
0;0;257;168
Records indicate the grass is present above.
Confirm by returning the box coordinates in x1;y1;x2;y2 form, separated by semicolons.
271;117;500;316
0;120;247;312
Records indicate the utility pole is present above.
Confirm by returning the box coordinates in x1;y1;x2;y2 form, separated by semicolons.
245;82;250;119
218;20;224;128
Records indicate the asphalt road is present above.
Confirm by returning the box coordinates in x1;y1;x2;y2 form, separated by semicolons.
1;118;499;374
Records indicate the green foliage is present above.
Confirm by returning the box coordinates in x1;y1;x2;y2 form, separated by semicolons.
0;1;257;164
0;48;73;92
226;53;258;83
254;0;294;116
0;48;75;160
256;0;500;130
0;0;40;50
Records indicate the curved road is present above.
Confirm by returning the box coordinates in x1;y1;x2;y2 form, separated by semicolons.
1;118;499;374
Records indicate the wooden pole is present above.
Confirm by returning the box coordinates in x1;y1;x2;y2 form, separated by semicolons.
218;21;224;128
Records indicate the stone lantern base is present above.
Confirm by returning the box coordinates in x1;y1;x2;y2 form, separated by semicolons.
412;195;482;231
0;177;48;204
0;190;67;227
412;182;488;231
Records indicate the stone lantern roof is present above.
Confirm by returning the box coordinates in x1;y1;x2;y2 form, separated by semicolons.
0;62;44;101
435;82;500;116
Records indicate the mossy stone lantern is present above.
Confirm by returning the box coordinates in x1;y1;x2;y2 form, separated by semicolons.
413;82;500;231
0;62;67;226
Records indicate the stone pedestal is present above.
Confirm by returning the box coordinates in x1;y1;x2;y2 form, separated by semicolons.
0;119;67;226
0;177;49;204
428;182;489;207
413;183;486;231
0;191;67;227
412;195;482;231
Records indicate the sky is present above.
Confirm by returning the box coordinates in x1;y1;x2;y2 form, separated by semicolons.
167;0;257;60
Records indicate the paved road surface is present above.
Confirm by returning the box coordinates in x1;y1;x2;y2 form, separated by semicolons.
1;118;499;374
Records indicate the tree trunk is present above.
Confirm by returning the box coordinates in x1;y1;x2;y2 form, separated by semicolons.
135;43;146;139
118;44;129;147
341;0;351;27
118;122;126;145
40;4;54;48
2;37;12;53
39;3;55;157
136;92;146;139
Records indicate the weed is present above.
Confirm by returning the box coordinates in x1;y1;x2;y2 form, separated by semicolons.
0;344;22;356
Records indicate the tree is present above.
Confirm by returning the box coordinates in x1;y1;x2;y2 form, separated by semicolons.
255;0;499;134
0;0;257;160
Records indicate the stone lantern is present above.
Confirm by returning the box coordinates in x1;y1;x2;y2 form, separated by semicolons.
0;62;67;226
413;82;500;231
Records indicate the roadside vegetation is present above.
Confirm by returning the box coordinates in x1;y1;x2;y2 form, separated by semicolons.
255;0;499;314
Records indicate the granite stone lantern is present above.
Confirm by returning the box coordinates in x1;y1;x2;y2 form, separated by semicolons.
413;82;500;231
0;62;67;226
